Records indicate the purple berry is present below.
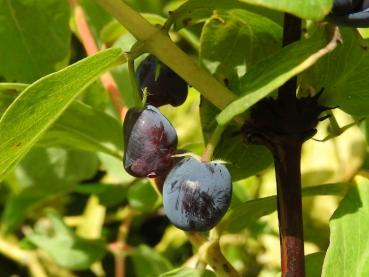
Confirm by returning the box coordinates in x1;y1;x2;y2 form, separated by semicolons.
123;105;178;178
136;55;188;107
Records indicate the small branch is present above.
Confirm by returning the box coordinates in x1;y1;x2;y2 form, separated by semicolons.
201;125;225;162
72;2;127;120
186;232;240;277
0;236;47;277
114;208;135;277
95;0;236;110
0;83;28;92
127;58;142;108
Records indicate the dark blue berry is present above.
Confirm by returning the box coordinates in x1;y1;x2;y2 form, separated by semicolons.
163;157;232;232
328;0;369;27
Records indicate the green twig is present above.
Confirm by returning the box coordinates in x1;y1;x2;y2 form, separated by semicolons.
0;83;28;92
113;208;135;277
186;232;240;277
95;0;236;110
201;125;225;162
127;58;142;108
0;236;47;277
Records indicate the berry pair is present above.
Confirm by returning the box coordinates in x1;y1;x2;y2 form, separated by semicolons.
122;55;232;231
124;54;187;178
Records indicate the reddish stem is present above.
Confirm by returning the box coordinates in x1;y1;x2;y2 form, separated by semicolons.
276;13;305;276
73;3;127;120
273;138;305;276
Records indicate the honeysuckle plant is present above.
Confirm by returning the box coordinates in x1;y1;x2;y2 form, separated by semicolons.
0;0;369;276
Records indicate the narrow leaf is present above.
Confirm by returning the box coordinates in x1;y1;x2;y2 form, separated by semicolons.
216;30;339;125
0;48;123;181
238;0;333;20
1;87;123;158
304;28;369;116
39;101;123;159
220;182;349;232
306;252;325;277
322;176;369;276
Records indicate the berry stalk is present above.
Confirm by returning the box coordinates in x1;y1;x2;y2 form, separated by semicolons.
187;232;240;277
127;58;143;108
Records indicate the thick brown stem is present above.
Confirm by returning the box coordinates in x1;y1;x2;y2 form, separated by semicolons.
242;15;341;277
275;13;305;277
273;139;305;277
278;13;301;108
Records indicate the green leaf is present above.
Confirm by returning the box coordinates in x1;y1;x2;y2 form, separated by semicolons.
0;48;123;181
0;0;71;82
38;101;123;159
322;176;369;277
160;267;216;277
79;81;110;111
28;210;106;270
127;181;160;213
219;182;349;233
0;86;122;158
100;13;167;44
170;0;282;31
76;195;105;239
0;90;17;117
238;0;332;20
216;33;327;125
200;9;282;72
98;152;136;184
214;128;273;181
2;148;99;232
160;89;204;153
80;0;113;38
304;28;369;116
306;252;325;277
200;100;271;181
129;245;173;277
75;183;128;208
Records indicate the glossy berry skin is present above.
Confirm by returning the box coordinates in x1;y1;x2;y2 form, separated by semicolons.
123;105;178;178
136;55;188;107
328;0;369;27
163;157;232;232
